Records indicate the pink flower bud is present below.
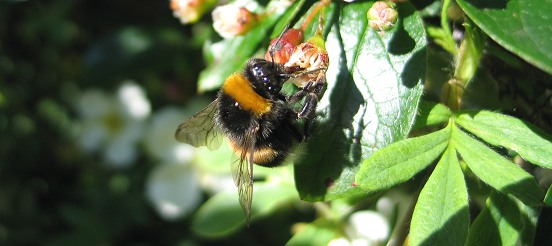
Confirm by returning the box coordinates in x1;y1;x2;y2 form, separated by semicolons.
367;1;399;31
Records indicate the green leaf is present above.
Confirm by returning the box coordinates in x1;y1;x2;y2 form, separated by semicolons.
455;0;552;74
286;219;340;246
410;145;469;246
412;101;451;129
192;182;297;237
356;125;450;192
518;198;539;246
197;0;305;92
295;0;427;201
455;110;552;169
545;185;552;207
452;125;543;206
465;192;522;246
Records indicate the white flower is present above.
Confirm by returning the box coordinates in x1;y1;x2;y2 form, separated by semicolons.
212;4;258;39
144;106;195;163
344;210;390;246
76;80;151;168
146;162;201;220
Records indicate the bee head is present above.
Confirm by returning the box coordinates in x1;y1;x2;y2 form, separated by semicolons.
245;58;290;98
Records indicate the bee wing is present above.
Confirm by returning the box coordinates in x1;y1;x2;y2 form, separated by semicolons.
175;100;223;150
231;121;259;226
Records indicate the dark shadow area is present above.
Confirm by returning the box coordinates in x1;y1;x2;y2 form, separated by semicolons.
389;3;426;89
388;3;416;55
535;206;552;245
401;47;427;88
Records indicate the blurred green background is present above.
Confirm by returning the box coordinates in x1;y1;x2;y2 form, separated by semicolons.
0;0;263;245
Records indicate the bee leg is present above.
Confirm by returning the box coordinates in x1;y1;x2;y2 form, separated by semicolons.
287;89;307;105
294;81;326;139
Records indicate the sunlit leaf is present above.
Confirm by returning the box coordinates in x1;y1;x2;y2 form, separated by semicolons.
356;125;450;192
452;125;543;206
410;145;469;246
455;110;552;169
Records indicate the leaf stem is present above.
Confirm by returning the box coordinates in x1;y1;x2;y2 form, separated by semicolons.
440;0;457;58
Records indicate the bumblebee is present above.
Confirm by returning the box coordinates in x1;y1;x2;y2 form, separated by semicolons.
175;56;321;225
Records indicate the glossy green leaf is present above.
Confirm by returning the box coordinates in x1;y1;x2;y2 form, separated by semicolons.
197;0;305;92
465;192;521;246
456;0;552;74
545;185;552;207
356;125;450;192
455;110;552;169
286;219;340;246
452;125;543;206
410;145;469;246
295;0;427;201
412;101;451;129
191;182;297;237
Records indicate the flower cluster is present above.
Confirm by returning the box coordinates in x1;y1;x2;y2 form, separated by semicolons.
74;81;221;220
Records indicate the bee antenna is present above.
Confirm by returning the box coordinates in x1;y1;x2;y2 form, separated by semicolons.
269;23;291;64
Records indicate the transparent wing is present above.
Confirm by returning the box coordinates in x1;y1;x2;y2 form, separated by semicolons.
231;122;259;226
175;100;223;150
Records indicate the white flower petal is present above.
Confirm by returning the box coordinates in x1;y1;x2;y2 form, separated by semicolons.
144;107;195;163
348;211;389;243
146;163;201;220
118;80;151;120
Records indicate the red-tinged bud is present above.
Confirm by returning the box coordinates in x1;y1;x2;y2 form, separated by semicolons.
367;1;399;32
212;5;259;39
170;0;216;24
265;28;304;65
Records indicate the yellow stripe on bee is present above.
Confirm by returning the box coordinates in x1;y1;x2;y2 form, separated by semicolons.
228;140;278;165
222;73;272;116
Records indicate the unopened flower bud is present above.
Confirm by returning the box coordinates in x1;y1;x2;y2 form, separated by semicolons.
171;0;216;24
212;5;259;39
367;1;398;31
265;28;304;64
